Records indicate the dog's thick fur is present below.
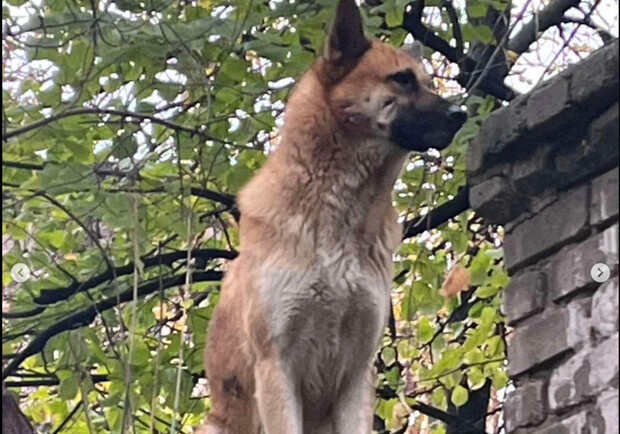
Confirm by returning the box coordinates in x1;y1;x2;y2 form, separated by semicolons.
199;1;465;433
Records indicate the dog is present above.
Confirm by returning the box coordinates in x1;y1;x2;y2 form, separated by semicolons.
199;1;466;433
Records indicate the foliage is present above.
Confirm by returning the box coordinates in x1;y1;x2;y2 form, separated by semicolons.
2;0;612;433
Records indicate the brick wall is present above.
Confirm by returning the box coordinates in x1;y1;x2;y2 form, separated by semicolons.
467;40;619;433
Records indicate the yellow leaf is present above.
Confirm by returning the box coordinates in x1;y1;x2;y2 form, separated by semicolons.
439;264;471;297
507;50;519;62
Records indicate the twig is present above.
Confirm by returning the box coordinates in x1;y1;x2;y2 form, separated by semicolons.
2;107;225;143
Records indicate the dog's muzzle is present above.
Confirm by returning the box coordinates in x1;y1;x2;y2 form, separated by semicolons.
390;104;467;152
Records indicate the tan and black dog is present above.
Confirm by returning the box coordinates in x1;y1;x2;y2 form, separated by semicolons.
199;1;466;433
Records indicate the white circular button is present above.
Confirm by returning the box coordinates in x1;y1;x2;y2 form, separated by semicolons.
11;263;31;283
591;263;610;283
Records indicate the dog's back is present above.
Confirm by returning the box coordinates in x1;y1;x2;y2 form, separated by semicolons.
201;1;466;432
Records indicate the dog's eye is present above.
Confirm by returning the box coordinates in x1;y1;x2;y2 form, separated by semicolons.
389;69;418;92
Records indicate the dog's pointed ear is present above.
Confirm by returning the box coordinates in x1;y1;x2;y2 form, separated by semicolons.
401;40;425;59
409;40;425;59
325;0;370;80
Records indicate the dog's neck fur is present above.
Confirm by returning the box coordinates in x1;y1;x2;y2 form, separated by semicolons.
237;62;407;258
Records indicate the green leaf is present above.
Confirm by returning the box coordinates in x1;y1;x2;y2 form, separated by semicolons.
385;8;404;27
475;284;500;298
467;367;487;390
417;316;434;345
112;130;138;159
468;2;488;18
474;25;495;44
38;163;96;194
485;248;504;260
375;398;398;420
492;369;509;389
462;24;495;44
59;375;79;400
386;366;401;388
401;286;417;321
468;250;492;286
451;385;469;407
431;387;447;408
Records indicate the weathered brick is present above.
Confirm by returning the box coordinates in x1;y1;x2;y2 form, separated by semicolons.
469;176;526;224
504;186;589;272
467;135;486;177
591;389;619;434
592;278;619;340
570;40;619;109
549;224;619;300
505;380;547;431
537;411;588;434
508;302;589;377
591;167;619;227
589;333;619;394
467;98;527;175
554;103;619;190
526;75;576;133
511;146;554;196
503;269;546;325
548;351;590;411
588;103;620;155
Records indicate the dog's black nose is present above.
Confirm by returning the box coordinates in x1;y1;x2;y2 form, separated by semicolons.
447;105;467;125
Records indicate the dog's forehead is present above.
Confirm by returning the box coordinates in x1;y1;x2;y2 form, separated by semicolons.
360;41;427;77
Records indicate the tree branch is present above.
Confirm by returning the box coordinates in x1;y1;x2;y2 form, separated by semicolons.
2;107;225;143
16;249;234;308
2;160;237;210
1;161;45;171
1;270;223;380
561;15;614;44
507;0;581;55
402;185;470;240
4;374;109;388
1;307;46;320
402;5;516;101
443;0;464;53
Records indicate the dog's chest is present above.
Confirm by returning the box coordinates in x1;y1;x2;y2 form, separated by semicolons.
258;251;391;360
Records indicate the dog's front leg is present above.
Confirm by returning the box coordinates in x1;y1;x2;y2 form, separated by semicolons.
254;357;302;434
333;367;375;434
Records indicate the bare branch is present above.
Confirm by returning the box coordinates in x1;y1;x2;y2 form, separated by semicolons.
561;15;614;44
507;0;581;55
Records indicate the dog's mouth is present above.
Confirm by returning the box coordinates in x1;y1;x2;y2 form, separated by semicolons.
389;105;467;152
